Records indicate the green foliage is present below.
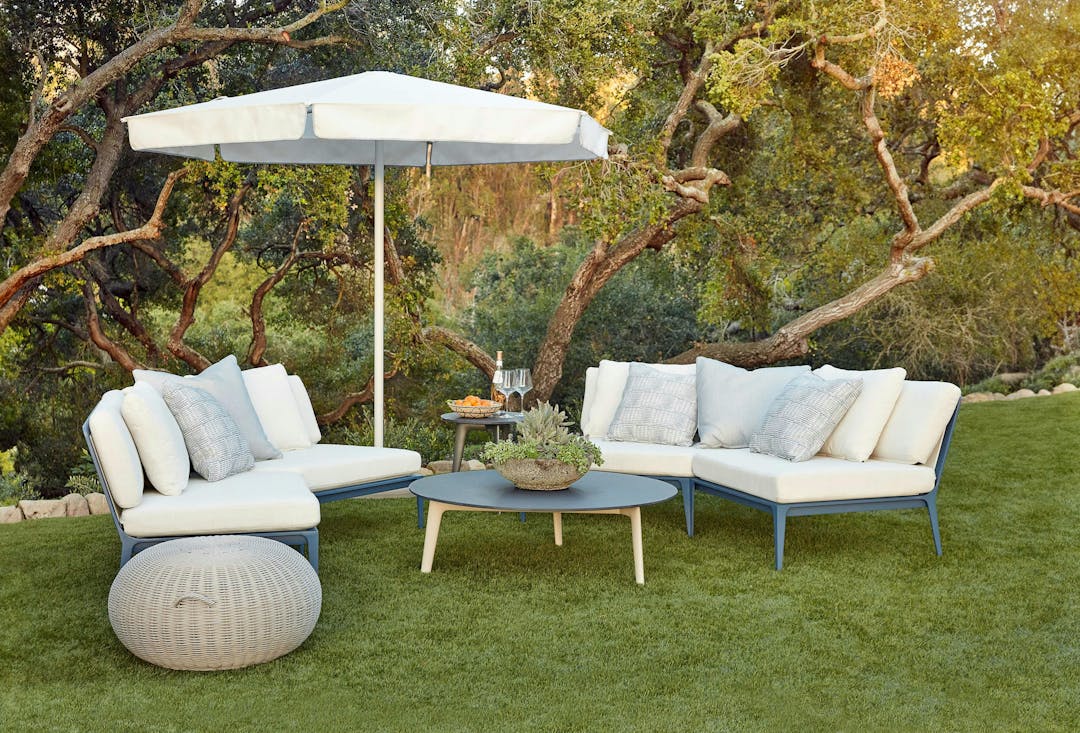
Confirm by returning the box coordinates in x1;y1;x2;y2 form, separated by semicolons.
482;403;602;473
465;232;701;412
0;471;38;506
325;410;455;466
962;376;1010;396
1020;353;1080;393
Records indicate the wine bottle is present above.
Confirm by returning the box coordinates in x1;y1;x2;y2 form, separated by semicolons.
491;350;504;404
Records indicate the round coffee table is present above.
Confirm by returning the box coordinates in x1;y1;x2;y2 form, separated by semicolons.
410;470;677;584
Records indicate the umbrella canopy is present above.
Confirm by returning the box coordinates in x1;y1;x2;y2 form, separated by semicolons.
123;71;610;445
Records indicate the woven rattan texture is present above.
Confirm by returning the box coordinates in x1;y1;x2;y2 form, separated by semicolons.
108;535;321;671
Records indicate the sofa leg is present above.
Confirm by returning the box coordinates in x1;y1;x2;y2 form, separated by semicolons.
416;496;425;529
681;479;694;537
927;497;942;556
307;534;319;573
119;539;135;568
773;507;788;571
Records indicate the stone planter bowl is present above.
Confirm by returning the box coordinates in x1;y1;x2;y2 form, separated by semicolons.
495;458;585;491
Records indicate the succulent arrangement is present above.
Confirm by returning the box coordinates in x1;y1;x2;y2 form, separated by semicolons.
481;402;603;474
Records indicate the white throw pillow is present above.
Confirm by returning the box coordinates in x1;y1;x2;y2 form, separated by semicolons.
580;360;697;438
87;391;144;509
814;364;906;462
288;375;322;444
872;381;961;465
134;355;281;461
120;382;189;495
242;364;312;451
696;357;810;448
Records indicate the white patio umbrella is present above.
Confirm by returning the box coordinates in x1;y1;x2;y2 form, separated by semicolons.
123;71;609;446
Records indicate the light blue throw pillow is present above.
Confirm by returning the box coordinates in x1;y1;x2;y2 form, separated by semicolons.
607;363;697;447
749;373;862;462
162;383;255;482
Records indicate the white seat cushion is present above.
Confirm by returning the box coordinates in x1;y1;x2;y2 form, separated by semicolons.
251;444;422;492
692;448;935;504
120;471;319;538
591;439;703;477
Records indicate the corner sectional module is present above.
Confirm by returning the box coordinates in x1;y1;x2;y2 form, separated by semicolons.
579;360;962;570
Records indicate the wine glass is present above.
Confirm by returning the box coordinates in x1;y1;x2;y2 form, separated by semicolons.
496;369;518;415
514;368;533;415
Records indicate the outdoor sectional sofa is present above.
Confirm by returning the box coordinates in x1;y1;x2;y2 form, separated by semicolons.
581;359;962;569
83;357;422;570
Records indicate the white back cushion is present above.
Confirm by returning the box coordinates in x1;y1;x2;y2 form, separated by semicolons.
580;367;599;434
120;382;189;496
696;357;810;448
580;360;697;438
814;365;906;462
288;375;322;445
242;364;312;451
87;391;144;509
873;381;961;465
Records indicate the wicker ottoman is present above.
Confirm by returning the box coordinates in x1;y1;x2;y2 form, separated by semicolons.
108;535;322;671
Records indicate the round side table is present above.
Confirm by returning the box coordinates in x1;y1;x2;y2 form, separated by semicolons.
440;412;522;472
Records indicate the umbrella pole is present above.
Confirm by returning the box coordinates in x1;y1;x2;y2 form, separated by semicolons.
373;142;385;447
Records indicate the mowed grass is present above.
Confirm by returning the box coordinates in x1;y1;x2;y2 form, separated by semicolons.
1;395;1078;732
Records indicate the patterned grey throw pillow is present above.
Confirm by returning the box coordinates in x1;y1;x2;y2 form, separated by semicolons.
162;383;254;482
607;363;697;447
749;373;862;462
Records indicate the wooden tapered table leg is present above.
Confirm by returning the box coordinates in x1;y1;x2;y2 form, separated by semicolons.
626;506;644;585
553;512;563;546
420;501;447;573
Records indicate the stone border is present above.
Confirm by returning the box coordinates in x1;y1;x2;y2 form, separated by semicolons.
0;492;110;524
961;382;1077;403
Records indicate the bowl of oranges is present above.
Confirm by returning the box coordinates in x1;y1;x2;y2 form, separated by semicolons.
447;395;502;418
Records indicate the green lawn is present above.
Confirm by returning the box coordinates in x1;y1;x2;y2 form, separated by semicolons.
2;395;1078;732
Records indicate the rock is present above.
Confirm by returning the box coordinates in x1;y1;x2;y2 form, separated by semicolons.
428;460;454;474
85;492;110;515
1037;389;1051;396
465;459;487;471
996;372;1029;386
0;505;23;523
993;393;1006;400
18;499;66;519
63;493;90;517
1052;383;1077;395
962;392;992;403
1005;389;1036;400
416;467;434;477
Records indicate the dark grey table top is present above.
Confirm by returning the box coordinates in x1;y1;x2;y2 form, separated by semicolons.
440;412;523;427
410;470;677;511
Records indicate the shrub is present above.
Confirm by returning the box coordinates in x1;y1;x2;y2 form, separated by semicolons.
0;472;39;507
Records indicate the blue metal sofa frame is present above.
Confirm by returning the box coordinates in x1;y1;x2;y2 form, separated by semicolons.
683;402;961;570
83;420;423;571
